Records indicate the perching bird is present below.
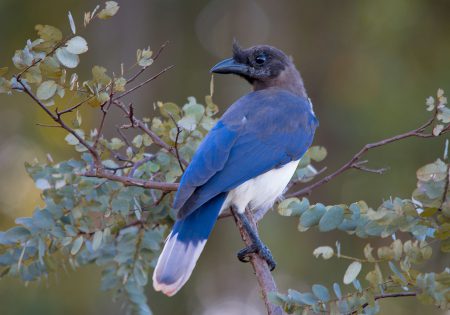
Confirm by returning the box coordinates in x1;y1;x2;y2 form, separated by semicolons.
153;42;318;296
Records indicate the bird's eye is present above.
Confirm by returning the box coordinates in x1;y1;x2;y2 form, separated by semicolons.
255;53;267;65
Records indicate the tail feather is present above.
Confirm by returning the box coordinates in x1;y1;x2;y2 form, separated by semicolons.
152;193;227;296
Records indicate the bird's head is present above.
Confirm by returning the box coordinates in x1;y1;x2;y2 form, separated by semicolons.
211;41;306;97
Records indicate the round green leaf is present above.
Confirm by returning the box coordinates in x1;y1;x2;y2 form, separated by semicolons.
308;146;327;162
343;261;362;284
65;36;88;54
98;1;120;19
312;284;330;302
313;246;334;260
92;230;103;251
55;47;80;69
300;203;326;228
333;282;342;299
5;227;31;243
36;80;57;100
71;236;84;255
319;206;344;232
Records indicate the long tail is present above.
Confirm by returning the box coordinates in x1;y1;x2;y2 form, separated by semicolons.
152;193;227;296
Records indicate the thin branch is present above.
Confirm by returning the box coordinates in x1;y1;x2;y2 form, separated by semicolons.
153;191;170;206
83;169;178;191
352;160;389;174
286;166;328;191
352;292;417;314
56;94;97;116
113;100;189;166
16;77;100;165
116;126;133;148
287;114;448;198
114;65;175;101
16;39;68;79
129;155;154;177
231;208;284;315
168;113;185;172
36;123;62;128
93;82;115;149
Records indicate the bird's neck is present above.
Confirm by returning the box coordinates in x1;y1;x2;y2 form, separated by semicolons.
252;65;307;98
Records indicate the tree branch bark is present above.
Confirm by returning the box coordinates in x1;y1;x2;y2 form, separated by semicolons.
287;113;449;198
231;208;285;315
351;292;417;314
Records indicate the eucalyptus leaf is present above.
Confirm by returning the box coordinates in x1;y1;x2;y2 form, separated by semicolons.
71;236;84;255
313;246;334;260
343;261;362;285
319;206;344;232
55;47;80;69
65;36;88;54
312;284;330;302
36;80;57;100
98;1;120;19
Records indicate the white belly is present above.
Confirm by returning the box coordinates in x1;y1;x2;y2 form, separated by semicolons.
221;160;299;215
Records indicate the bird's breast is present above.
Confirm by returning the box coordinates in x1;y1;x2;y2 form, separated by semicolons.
221;159;299;215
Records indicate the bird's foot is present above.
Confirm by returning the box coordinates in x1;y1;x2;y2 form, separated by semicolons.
237;240;276;271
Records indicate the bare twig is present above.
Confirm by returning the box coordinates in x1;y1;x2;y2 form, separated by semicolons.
114;65;175;101
168;113;185;172
93;82;115;149
352;160;389;174
36;123;62;128
56;94;97;116
16;39;68;79
16;77;100;165
286;166;328;191
116;126;133;148
351;292;417;314
113;100;189;166
129;155;154;177
288;114;448;198
84;169;178;191
231;208;284;315
153;191;170;206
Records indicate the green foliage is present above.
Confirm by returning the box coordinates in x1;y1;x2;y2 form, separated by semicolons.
274;156;450;313
0;2;448;314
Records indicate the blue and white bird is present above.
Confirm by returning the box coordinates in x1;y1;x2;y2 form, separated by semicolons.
153;42;318;296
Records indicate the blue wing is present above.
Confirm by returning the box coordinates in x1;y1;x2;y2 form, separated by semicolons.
174;89;318;219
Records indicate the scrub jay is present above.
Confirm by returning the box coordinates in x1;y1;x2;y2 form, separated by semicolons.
153;42;318;296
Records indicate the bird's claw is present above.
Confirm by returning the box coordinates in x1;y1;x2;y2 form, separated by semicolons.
237;242;276;271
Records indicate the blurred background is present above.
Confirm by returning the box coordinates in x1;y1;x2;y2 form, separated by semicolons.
0;0;449;314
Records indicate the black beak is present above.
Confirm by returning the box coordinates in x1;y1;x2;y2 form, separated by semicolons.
210;57;249;75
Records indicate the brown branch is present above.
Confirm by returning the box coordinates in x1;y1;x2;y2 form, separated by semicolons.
93;83;115;149
83;169;178;191
288;114;447;198
16;77;100;165
128;155;154;177
113;100;189;166
36;123;62;128
168;113;185;172
56;94;97;116
231;208;284;315
114;65;175;101
352;160;389;174
351;292;417;314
